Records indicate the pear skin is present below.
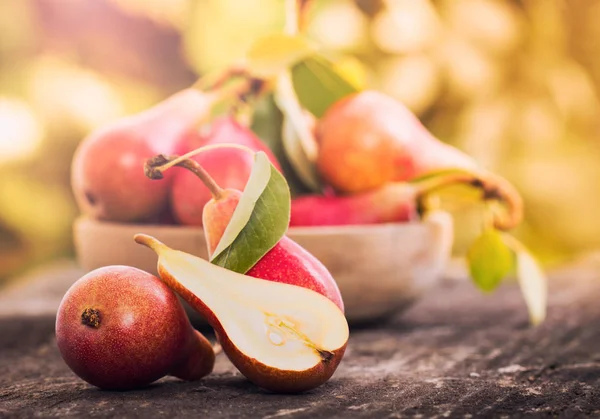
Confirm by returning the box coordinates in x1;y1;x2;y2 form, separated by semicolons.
290;183;418;227
55;265;215;390
246;239;345;311
170;329;215;381
216;328;346;393
72;89;215;222
203;189;344;311
316;90;477;193
171;117;281;226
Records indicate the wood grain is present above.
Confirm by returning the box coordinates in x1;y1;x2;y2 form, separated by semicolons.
1;257;600;417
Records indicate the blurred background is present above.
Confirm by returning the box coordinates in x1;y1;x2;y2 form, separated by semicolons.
1;0;599;285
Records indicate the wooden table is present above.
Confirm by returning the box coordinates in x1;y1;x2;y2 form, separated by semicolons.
1;257;600;418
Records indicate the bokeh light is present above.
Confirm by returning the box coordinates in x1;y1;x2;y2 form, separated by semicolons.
0;98;43;164
308;0;368;50
1;0;600;282
371;0;440;54
29;57;124;131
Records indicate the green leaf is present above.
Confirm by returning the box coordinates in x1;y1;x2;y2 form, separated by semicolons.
503;235;547;325
274;73;322;192
248;94;312;197
246;34;315;79
330;55;368;91
210;151;291;274
291;55;358;118
467;228;514;292
280;117;322;192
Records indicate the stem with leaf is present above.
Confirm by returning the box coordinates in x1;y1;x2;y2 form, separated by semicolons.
411;168;546;324
191;65;250;92
411;169;523;231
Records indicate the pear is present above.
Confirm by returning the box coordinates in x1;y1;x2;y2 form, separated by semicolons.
315;91;523;230
171;117;281;226
146;153;344;309
291;178;522;231
134;234;349;393
202;188;344;310
290;183;418;226
55;265;215;390
71;89;215;222
315;90;478;193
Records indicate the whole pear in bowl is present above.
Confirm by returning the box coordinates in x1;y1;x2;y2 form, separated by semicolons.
71;89;215;222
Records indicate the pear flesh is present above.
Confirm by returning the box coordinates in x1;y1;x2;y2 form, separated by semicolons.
134;234;349;391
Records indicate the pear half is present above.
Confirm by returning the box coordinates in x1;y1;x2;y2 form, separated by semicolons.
134;234;349;393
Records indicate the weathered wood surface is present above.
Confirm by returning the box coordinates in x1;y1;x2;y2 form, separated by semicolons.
1;258;600;418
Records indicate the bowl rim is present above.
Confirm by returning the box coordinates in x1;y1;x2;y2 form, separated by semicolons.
75;216;440;237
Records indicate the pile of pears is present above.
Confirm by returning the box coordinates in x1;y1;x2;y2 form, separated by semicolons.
60;68;525;392
61;135;349;392
71;85;521;231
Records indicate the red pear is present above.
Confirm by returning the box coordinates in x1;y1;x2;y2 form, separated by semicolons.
290;183;418;227
146;154;344;310
71;89;215;222
315;91;523;230
316;90;477;193
291;174;522;231
170;117;281;226
203;188;344;311
55;265;215;390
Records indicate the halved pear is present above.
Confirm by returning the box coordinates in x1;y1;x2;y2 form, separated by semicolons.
134;234;349;393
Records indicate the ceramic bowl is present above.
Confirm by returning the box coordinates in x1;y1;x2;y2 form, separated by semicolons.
73;212;453;325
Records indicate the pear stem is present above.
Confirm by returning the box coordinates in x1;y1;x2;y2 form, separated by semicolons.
192;76;257;121
410;169;523;231
144;144;256;200
191;64;249;92
134;234;168;254
190;66;268;120
160;143;256;172
145;144;257;199
171;157;225;200
144;144;257;200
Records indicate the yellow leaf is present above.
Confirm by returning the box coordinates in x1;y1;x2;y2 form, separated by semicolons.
503;234;548;326
247;34;315;79
515;248;547;326
332;56;368;90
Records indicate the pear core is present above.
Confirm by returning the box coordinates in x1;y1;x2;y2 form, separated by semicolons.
135;234;349;372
